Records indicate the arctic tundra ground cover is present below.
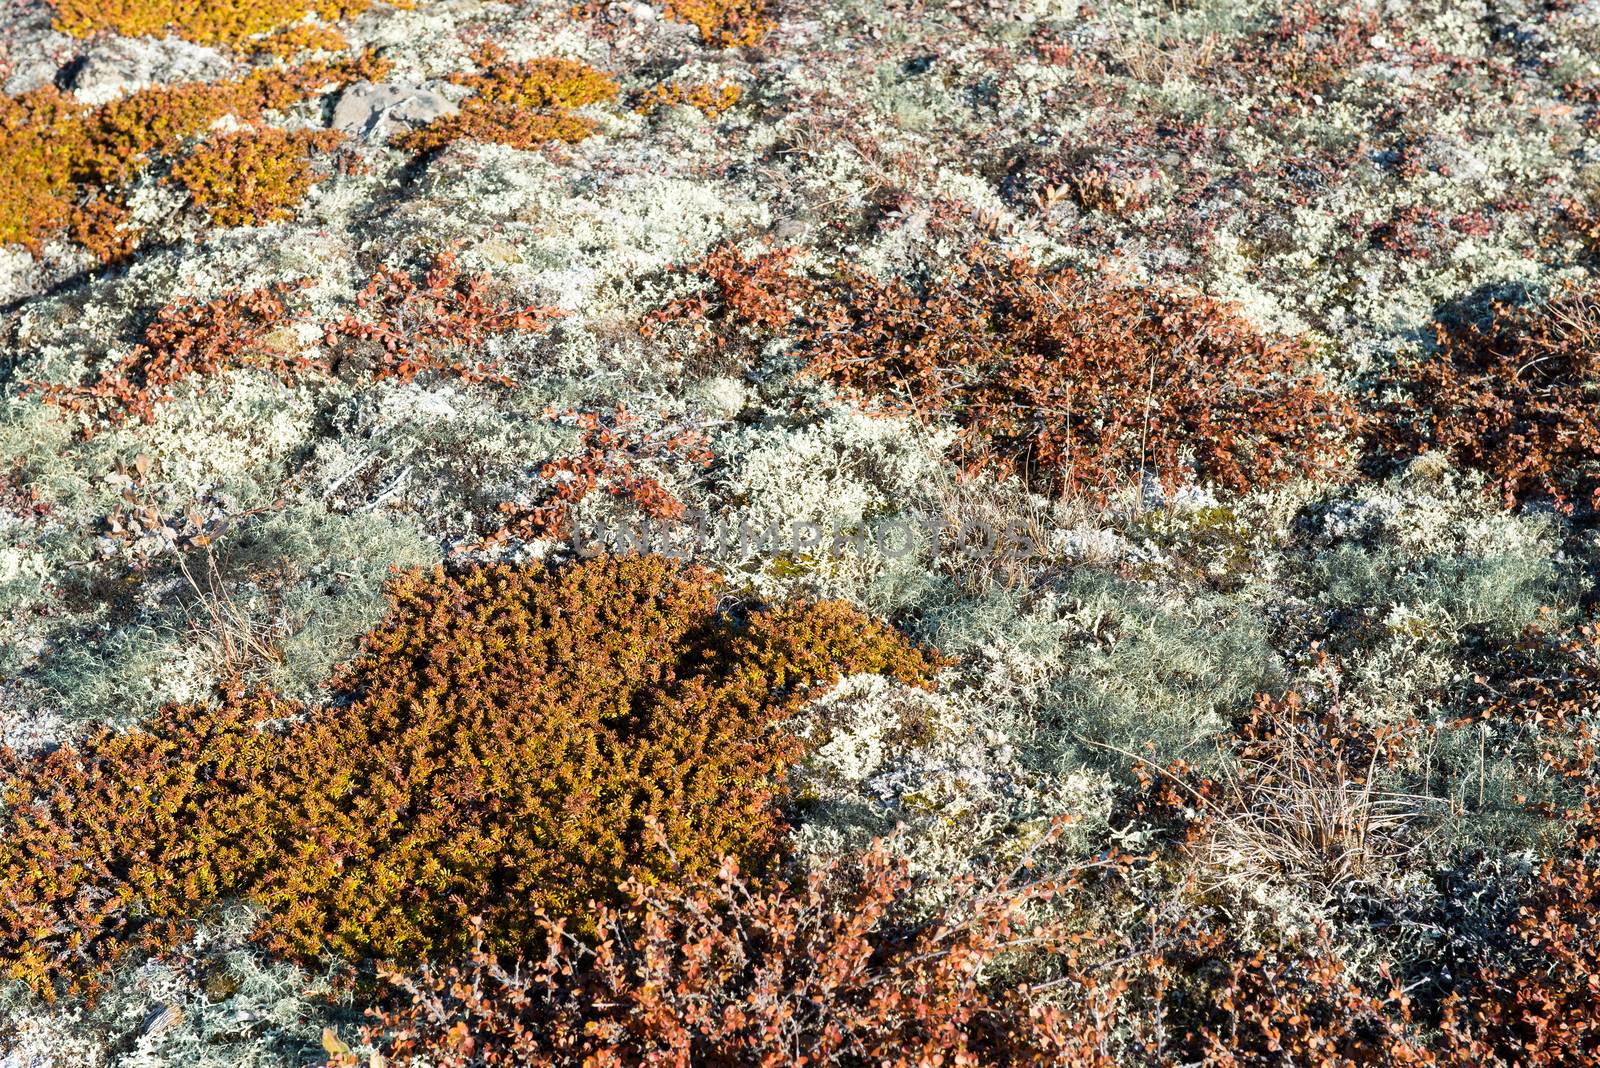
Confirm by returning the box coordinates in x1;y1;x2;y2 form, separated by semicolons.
3;0;1600;1063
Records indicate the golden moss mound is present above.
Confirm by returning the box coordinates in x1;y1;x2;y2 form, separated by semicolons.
663;0;771;47
395;46;618;154
0;52;387;258
0;555;942;997
171;126;343;227
51;0;371;48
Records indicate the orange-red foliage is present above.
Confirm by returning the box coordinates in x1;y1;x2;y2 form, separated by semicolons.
326;252;562;385
34;281;315;434
1373;283;1600;509
485;408;714;543
652;245;1354;500
335;837;1102;1068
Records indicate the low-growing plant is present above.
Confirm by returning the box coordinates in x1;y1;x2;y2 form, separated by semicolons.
333;834;1099;1067
483;407;713;544
0;52;388;257
1371;283;1600;509
49;0;371;48
652;245;1354;500
33;281;316;434
170;126;344;228
395;47;618;154
661;0;772;47
326;252;562;385
635;80;743;118
0;555;941;996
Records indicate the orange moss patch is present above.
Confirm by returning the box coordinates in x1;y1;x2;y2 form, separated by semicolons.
395;46;618;154
33;281;317;434
0;51;388;258
0;555;942;996
171;126;344;227
636;80;743;118
326;251;563;385
1372;282;1600;509
662;0;771;47
50;0;371;49
652;245;1354;500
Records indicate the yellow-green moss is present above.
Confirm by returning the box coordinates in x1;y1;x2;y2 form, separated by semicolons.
0;51;387;258
661;0;771;47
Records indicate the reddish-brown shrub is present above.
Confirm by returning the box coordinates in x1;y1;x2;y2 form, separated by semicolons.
325;252;562;385
1372;283;1600;509
1444;842;1600;1067
651;245;1354;500
484;408;714;543
33;280;316;434
332;836;1105;1068
0;556;941;996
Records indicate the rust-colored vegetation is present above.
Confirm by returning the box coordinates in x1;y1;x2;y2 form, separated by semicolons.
485;408;714;543
50;0;371;48
336;838;1095;1067
652;245;1354;500
394;46;618;154
170;126;344;227
0;555;941;996
325;251;562;385
34;280;316;434
662;0;772;47
1371;282;1600;509
0;52;388;258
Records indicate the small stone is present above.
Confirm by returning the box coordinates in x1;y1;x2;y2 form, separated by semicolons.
332;82;459;141
70;36;230;106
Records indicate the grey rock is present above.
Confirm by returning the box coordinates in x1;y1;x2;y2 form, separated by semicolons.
331;80;459;140
70;34;232;105
0;1;75;95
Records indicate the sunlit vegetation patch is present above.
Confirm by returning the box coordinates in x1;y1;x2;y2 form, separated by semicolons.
27;253;556;434
652;245;1355;500
635;79;743;118
50;0;370;48
0;51;388;259
0;555;941;997
170;126;344;227
334;837;1091;1066
662;0;771;47
394;46;618;154
1372;283;1600;510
